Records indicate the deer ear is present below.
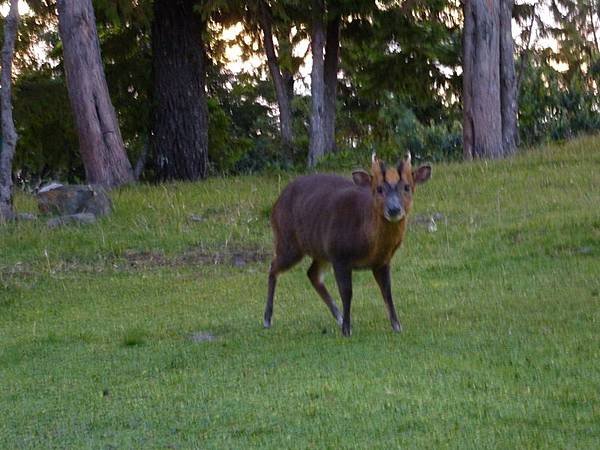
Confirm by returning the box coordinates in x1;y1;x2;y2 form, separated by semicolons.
352;170;372;187
413;165;432;185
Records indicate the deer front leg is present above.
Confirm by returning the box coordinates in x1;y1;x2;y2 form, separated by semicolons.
372;264;402;332
333;261;353;337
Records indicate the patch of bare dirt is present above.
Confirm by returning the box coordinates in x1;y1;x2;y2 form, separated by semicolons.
0;263;35;278
1;246;271;279
122;246;271;269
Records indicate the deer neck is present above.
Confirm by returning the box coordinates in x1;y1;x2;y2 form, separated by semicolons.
361;200;407;266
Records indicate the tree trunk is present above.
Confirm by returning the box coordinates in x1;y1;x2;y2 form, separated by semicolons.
462;1;474;161
151;0;209;181
257;1;294;154
283;69;294;104
57;0;134;188
308;0;326;168
500;0;517;154
462;0;504;160
0;0;19;222
324;15;340;154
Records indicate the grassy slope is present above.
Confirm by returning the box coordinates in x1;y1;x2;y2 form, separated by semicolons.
1;137;599;448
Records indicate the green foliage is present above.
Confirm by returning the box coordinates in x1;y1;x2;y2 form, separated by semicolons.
92;0;151;28
317;96;462;172
13;70;82;184
7;0;600;183
207;74;286;174
519;52;600;146
2;138;600;447
341;2;462;123
99;12;152;166
336;1;462;161
516;0;600;146
207;98;252;174
376;96;462;162
8;1;153;183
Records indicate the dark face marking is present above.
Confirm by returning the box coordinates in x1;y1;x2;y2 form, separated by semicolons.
372;157;414;222
379;161;386;178
379;172;405;222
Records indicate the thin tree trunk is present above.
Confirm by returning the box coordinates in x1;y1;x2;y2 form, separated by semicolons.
57;0;134;188
308;0;326;168
516;3;536;95
589;6;600;53
257;1;294;154
151;0;209;181
283;69;294;102
0;0;20;222
277;25;296;101
500;0;518;154
324;15;340;154
133;139;149;180
462;0;503;160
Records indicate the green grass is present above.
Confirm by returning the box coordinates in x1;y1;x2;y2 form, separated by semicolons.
1;136;600;448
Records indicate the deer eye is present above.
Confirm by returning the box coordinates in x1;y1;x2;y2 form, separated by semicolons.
404;184;411;193
376;186;383;194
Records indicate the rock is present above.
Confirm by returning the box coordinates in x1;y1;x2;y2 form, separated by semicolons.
47;213;97;228
232;254;247;268
427;217;437;233
37;184;112;217
411;212;444;233
38;182;64;193
189;331;216;343
16;212;37;221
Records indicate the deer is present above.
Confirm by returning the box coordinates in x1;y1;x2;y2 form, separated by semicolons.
263;152;432;336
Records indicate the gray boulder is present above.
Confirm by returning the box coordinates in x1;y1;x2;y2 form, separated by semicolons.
47;213;97;229
16;212;37;221
37;184;112;217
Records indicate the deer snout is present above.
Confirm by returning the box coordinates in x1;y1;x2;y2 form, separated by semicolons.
384;196;404;222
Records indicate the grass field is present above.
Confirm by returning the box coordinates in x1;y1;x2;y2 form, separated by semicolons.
1;137;599;448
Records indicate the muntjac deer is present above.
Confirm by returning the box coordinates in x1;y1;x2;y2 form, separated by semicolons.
264;153;431;336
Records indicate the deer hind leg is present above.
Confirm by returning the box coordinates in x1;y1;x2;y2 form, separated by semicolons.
263;243;303;328
307;260;343;325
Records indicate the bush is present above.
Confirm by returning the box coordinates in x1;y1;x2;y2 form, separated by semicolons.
13;71;83;184
207;98;253;174
518;60;600;146
377;97;462;162
315;98;461;172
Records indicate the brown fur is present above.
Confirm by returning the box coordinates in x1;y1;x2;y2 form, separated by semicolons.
264;154;432;336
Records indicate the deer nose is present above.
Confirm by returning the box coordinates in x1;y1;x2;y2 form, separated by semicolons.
384;196;404;221
387;206;402;217
384;203;404;222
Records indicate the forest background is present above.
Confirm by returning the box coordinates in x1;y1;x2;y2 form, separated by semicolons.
2;0;600;185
